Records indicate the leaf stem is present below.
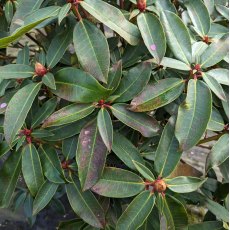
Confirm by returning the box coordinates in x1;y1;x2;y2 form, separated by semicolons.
198;132;227;145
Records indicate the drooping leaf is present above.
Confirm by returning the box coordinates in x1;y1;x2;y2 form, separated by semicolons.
203;73;227;101
33;180;59;215
80;0;140;45
52;68;111;102
137;13;166;63
160;10;192;65
0;64;34;80
92;167;145;198
200;34;229;68
22;144;44;196
74;19;110;83
111;103;161;137
185;0;211;36
166;176;207;193
0;151;22;208
154;116;182;178
66;176;106;229
97;108;113;152
116;191;155;230
76;119;107;191
112;131;145;170
43;103;95;128
132;161;155;181
207;107;225;131
163;194;188;230
206;68;229;85
114;62;152;102
130;78;185;112
175;80;212;151
4;83;41;144
206;134;229;172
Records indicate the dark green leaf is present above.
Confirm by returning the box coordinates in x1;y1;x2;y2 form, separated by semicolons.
188;221;225;230
207;107;225;131
159;57;191;71
42;72;56;90
62;136;78;160
133;161;155;181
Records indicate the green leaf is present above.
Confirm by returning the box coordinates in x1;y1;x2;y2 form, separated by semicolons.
203;73;227;101
163;194;188;230
206;134;229;172
39;144;65;184
160;10;192;65
42;72;56;90
116;191;155;230
216;4;229;20
133;161;155;181
58;219;85;230
155;116;182;178
80;0;140;45
62;136;78;160
0;151;22;208
33;180;59;215
31;129;54;138
206;68;229;85
114;62;152;102
74;19;110;83
156;0;177;13
31;97;58;128
207;107;225;131
17;45;30;65
137;13;166;63
4;83;41;144
130;78;185;112
159;57;191;71
76;119;107;191
66;176;106;228
200;34;229;68
53;67;111;103
166;176;207;193
111;103;160;137
22;144;44;196
58;3;72;25
5;1;14;24
188;221;225;230
107;60;122;93
47;28;73;69
112;131;145;170
92;167;145;198
0;140;17;158
185;0;211;36
175;80;212;151
0;64;34;80
43;103;95;128
97;108;113;152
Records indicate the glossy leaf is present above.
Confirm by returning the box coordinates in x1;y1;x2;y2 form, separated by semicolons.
53;68;111;103
111;103;160;137
0;64;34;80
22;144;44;196
206;134;229;172
112;131;145;170
155;116;182;178
97;108;113;152
80;0;140;45
43;103;95;128
200;34;229;68
133;161;155;181
166;176;207;193
74;19;110;83
206;68;229;86
0;140;17;158
160;10;192;65
116;191;155;230
58;3;72;25
42;72;56;90
66;176;106;229
207;107;225;131
137;13;166;63
33;180;59;215
159;57;191;71
107;61;122;93
185;0;211;36
216;4;229;20
92;167;145;198
47;28;73;69
4;83;41;144
114;62;152;102
130;78;185;112
175;80;212;151
62;136;78;160
0;151;22;208
76;119;107;190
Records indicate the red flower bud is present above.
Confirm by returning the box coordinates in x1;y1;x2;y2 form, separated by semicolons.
35;62;47;77
137;0;146;12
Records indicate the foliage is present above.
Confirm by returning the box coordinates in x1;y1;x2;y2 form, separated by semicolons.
0;0;229;229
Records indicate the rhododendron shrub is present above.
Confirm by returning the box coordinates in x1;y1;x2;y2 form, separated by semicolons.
0;0;229;229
